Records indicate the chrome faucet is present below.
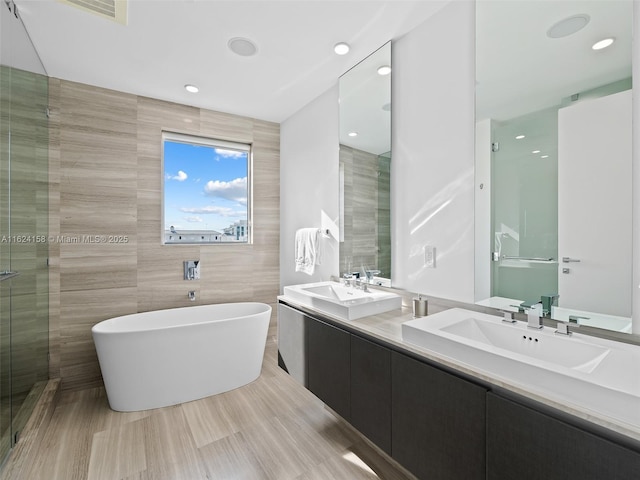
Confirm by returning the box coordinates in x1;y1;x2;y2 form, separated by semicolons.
527;303;544;329
541;293;559;316
362;266;381;284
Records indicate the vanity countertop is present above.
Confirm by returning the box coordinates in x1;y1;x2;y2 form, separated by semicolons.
277;293;640;445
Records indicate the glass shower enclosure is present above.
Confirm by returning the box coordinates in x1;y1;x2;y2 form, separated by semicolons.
490;107;558;306
0;1;49;464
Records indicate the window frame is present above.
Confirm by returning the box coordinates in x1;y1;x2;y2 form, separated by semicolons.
161;131;253;245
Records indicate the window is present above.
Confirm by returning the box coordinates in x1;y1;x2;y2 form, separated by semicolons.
162;132;251;244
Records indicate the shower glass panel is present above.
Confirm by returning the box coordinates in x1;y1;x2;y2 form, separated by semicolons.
0;63;10;460
0;2;49;464
491;108;558;305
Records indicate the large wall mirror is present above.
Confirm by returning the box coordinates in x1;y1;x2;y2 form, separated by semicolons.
475;1;633;333
339;42;392;285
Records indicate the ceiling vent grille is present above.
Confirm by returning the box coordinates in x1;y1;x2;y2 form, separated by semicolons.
57;0;127;25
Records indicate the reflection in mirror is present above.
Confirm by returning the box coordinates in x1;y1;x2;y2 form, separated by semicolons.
339;42;391;286
474;1;633;333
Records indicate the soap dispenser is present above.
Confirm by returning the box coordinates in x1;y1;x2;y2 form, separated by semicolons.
413;294;428;317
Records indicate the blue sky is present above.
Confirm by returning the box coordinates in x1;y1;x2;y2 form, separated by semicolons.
164;141;248;232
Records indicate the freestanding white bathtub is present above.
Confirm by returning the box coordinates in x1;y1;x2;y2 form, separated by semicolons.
91;302;272;412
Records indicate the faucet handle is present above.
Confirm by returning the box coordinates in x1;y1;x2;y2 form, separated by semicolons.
555;319;579;336
569;315;589;324
500;310;516;323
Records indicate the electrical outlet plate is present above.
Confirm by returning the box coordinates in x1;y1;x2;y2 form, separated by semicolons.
425;245;436;268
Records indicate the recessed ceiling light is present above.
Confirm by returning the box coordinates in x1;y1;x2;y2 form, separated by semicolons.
515;135;525;140
592;37;615;50
532;150;541;154
547;14;590;39
334;42;350;55
228;37;258;57
184;84;199;93
377;65;391;76
348;132;358;137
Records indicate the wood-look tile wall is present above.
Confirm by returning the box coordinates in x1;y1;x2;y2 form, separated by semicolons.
378;155;391;278
48;79;280;391
339;144;379;275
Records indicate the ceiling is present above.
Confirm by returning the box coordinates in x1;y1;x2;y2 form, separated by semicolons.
476;0;632;122
14;0;447;124
339;41;390;155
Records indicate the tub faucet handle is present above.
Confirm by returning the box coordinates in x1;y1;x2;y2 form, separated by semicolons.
188;291;196;301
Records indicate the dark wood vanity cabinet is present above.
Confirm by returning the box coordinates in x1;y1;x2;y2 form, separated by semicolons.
306;316;393;452
391;351;487;480
307;316;351;421
280;302;640;480
350;335;392;454
289;306;487;479
487;393;640;480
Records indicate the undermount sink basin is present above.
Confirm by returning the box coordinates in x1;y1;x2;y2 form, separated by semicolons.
282;281;401;320
402;308;640;428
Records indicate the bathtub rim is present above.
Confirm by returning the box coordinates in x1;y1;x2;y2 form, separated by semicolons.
91;301;272;335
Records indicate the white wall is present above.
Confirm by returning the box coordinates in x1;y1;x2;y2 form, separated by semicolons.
280;86;340;290
474;118;492;302
391;1;476;302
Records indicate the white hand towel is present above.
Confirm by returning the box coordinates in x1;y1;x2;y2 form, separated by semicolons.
295;228;321;275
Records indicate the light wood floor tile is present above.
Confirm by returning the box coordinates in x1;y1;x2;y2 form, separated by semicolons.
198;433;267;480
1;336;415;480
88;420;147;479
296;453;382;480
141;407;210;480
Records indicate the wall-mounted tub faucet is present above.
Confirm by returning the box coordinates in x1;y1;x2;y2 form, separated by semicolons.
184;260;200;280
188;291;196;301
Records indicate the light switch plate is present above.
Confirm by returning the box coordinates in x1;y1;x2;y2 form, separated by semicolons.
425;245;436;268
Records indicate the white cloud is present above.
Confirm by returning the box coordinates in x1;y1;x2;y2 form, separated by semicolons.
215;148;245;159
166;170;188;181
184;216;203;223
180;206;245;218
204;177;247;205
